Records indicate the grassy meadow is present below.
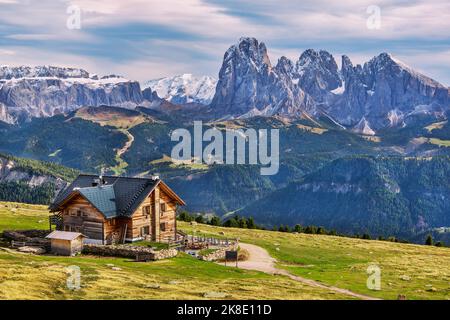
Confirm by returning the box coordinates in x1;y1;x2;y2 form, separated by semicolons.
0;201;449;300
0;202;348;300
180;222;450;300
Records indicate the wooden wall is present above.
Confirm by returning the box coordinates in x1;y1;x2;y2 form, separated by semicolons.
50;239;72;256
61;195;123;242
50;237;84;256
59;183;179;243
129;184;177;242
159;188;177;240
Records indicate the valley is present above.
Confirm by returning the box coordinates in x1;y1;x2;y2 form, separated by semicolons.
1;108;450;242
0;37;449;244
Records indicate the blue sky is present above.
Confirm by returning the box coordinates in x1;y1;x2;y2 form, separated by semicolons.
0;0;449;85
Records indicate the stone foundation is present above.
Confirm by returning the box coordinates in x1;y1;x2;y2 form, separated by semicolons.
198;243;238;262
82;244;178;261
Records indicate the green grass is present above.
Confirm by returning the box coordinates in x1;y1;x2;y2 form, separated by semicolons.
0;201;350;300
0;249;350;300
2;201;449;300
198;248;217;256
0;202;49;232
428;138;450;147
131;241;170;251
179;222;450;300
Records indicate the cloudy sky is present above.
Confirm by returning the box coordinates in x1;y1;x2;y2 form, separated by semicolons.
0;0;449;85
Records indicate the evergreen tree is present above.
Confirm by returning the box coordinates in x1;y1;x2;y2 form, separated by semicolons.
316;227;326;235
304;226;317;234
223;217;239;228
238;217;248;229
178;211;193;222
195;215;204;224
425;235;434;246
209;216;221;226
247;217;256;229
328;229;337;236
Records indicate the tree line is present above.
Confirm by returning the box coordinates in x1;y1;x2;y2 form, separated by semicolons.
177;211;446;247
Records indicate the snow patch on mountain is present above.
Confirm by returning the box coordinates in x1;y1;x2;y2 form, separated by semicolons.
143;74;217;105
0;66;144;123
331;81;345;95
352;117;376;136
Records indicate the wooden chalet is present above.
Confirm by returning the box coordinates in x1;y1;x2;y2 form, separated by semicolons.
49;174;185;244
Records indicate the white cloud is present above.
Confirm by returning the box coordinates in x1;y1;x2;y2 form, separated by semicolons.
0;0;449;85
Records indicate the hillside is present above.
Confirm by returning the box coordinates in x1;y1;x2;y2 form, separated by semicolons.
1;112;450;241
242;156;450;241
0;202;449;300
0;153;77;204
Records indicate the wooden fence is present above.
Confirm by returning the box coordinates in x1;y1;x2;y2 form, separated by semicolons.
11;240;50;250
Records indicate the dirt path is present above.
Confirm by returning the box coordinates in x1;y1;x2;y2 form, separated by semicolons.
117;129;134;157
233;243;381;300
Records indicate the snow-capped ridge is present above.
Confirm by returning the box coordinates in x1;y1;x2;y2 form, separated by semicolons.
143;74;217;105
0;65;143;123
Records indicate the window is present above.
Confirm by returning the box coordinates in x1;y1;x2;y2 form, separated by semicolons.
65;225;77;232
143;205;151;216
82;212;88;217
141;226;150;236
77;210;82;217
69;210;76;217
160;203;166;216
160;222;167;232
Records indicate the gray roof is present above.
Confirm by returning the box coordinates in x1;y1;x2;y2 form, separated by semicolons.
46;231;86;240
49;174;163;218
79;185;117;218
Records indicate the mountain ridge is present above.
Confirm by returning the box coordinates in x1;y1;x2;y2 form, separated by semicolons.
1;38;449;135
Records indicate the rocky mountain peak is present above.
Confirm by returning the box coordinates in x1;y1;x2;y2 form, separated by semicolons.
225;37;272;70
210;37;314;118
275;56;295;75
293;49;341;102
341;55;354;79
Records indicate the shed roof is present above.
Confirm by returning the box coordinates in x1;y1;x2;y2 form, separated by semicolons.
46;231;86;241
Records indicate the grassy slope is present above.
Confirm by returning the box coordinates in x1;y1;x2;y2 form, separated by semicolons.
1;202;449;300
179;222;450;300
0;202;348;300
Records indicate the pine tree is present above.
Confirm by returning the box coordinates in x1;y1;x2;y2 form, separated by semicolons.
247;217;256;229
209;216;221;226
425;234;433;246
195;215;204;224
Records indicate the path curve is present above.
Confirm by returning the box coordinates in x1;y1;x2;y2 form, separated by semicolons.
233;243;381;300
118;130;134;157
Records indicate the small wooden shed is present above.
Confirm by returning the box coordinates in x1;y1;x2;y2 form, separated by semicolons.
46;231;86;256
